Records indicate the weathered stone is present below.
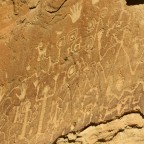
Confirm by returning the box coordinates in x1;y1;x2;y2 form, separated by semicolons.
56;113;144;144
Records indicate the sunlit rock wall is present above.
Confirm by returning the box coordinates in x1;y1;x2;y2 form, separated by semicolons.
0;0;144;143
56;113;144;144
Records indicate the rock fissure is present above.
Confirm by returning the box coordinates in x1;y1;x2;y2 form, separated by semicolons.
45;0;68;13
126;0;144;6
54;111;144;144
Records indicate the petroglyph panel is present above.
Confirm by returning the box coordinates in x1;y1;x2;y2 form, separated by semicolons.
0;0;144;143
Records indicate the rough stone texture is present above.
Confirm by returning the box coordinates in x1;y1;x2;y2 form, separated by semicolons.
0;0;144;144
56;113;144;144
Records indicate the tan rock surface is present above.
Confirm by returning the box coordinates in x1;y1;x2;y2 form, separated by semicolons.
56;113;144;144
0;0;144;144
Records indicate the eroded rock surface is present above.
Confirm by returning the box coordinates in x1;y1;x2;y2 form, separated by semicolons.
0;0;144;144
56;113;144;144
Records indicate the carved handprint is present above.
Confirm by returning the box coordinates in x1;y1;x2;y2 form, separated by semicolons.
69;1;82;23
92;0;100;5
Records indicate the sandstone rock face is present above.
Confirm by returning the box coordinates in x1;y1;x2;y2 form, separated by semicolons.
0;0;144;144
56;113;144;144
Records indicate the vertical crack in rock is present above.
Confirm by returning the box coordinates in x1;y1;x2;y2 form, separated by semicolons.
11;0;19;15
54;112;144;144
